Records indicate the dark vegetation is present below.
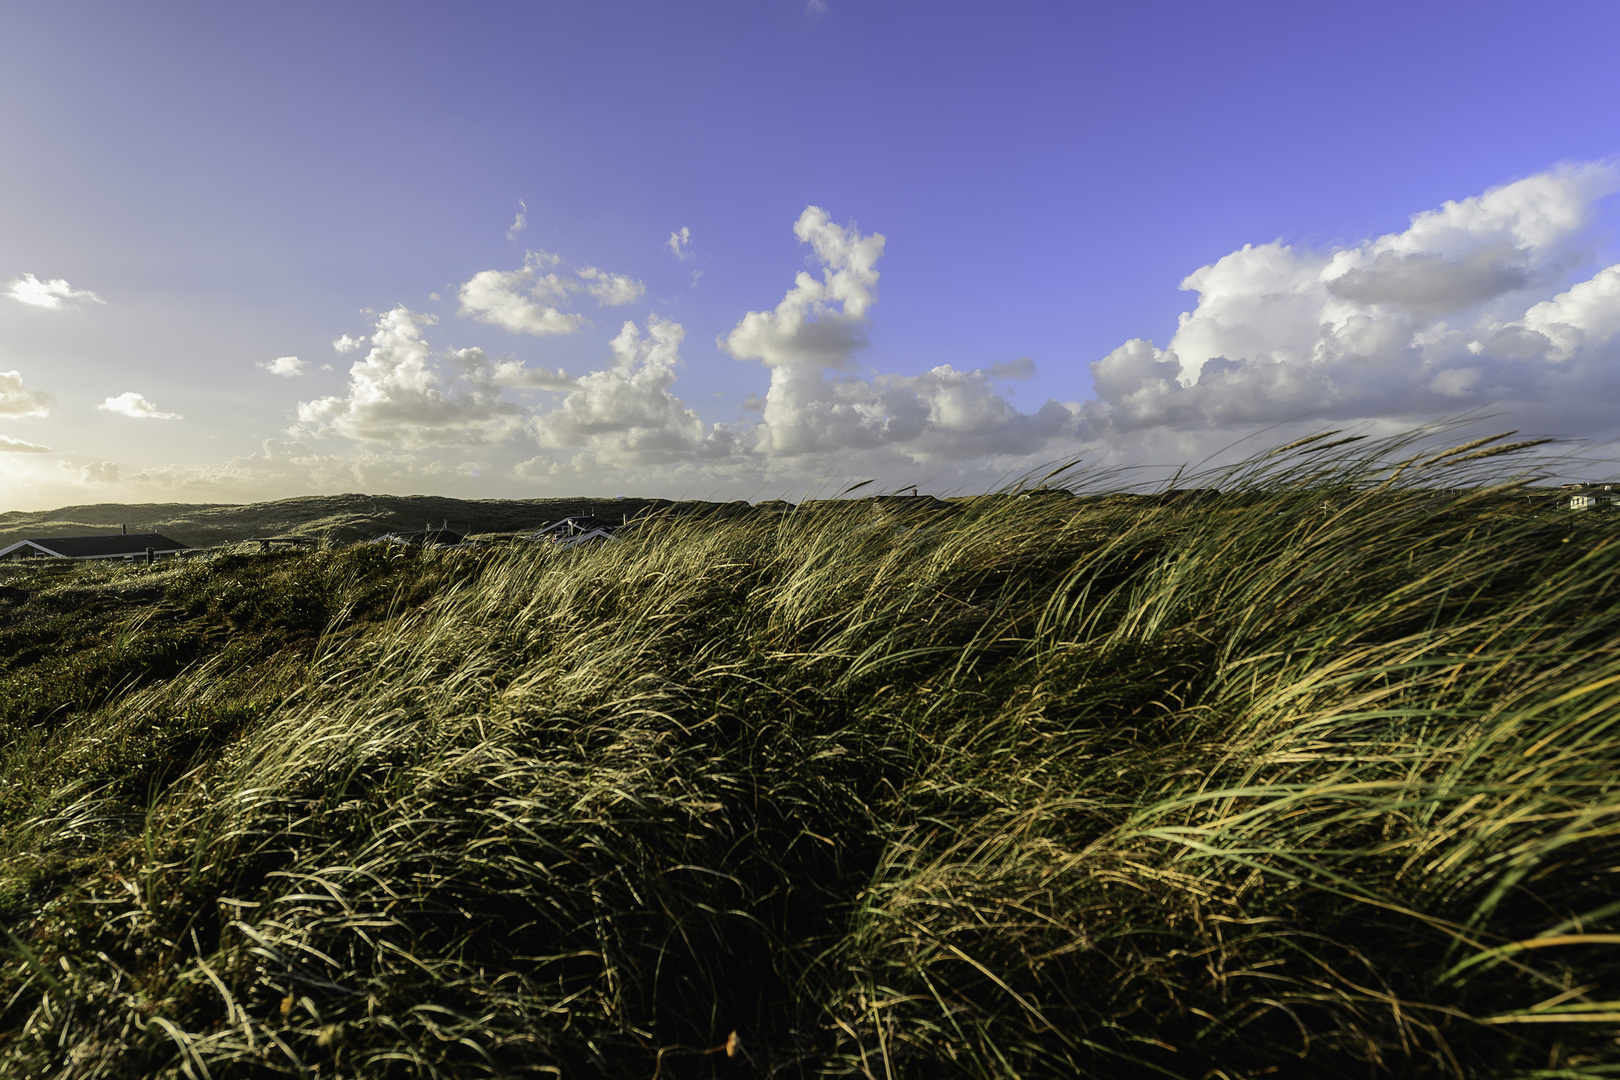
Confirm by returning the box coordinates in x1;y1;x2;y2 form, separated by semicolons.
1;431;1618;1077
0;494;756;550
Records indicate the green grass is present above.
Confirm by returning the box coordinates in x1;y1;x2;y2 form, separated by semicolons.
1;430;1618;1077
0;493;754;550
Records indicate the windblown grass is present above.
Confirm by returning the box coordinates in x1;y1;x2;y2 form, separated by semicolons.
1;429;1618;1077
0;492;751;549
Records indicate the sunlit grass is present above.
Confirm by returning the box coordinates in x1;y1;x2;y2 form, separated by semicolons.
1;429;1617;1077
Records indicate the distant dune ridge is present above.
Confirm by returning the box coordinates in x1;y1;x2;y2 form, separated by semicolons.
0;493;763;549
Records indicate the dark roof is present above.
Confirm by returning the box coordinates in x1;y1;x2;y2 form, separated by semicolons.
12;533;189;558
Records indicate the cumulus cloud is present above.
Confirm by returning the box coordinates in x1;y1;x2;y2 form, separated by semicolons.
1076;163;1620;442
459;256;588;336
98;392;182;420
723;206;884;369
667;226;693;262
750;363;1073;463
0;434;50;453
0;371;54;417
576;266;645;306
507;198;528;242
1519;263;1620;360
4;273;104;309
490;360;575;391
530;318;738;468
261;356;308;377
457;250;645;336
333;333;367;354
724;207;1077;466
294;306;524;446
79;461;120;483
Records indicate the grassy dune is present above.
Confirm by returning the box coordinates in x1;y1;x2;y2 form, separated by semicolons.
1;432;1618;1077
0;493;754;549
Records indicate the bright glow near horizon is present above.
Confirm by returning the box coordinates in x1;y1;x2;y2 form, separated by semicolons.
3;2;1619;510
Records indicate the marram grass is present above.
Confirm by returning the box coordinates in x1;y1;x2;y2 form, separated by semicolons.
2;431;1619;1077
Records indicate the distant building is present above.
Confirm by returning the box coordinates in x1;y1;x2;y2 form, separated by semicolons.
526;516;624;548
0;533;190;561
1565;484;1620;511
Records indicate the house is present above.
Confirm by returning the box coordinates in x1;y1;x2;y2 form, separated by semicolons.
526;515;624;548
0;532;190;562
1565;484;1620;510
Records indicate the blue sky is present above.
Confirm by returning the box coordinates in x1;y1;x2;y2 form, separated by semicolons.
3;1;1619;509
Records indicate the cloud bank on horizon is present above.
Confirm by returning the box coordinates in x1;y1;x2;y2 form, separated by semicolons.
1082;162;1620;446
5;163;1620;501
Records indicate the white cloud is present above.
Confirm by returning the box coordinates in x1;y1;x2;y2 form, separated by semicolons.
577;266;645;306
0;434;50;453
0;370;54;417
723;206;884;369
1076;163;1620;442
507;198;528;242
520;209;1069;482
751;363;1074;463
333;333;367;354
97;392;182;420
724;207;1078;466
1518;263;1620;361
4;273;104;309
457;253;590;336
79;461;120;483
456;247;646;335
530;318;738;468
490;360;576;391
667;226;693;262
261;355;308;377
294;306;524;446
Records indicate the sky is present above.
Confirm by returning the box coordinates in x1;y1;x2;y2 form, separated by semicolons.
3;0;1620;510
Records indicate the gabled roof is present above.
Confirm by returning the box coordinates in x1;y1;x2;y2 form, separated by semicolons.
0;532;190;559
528;515;622;538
